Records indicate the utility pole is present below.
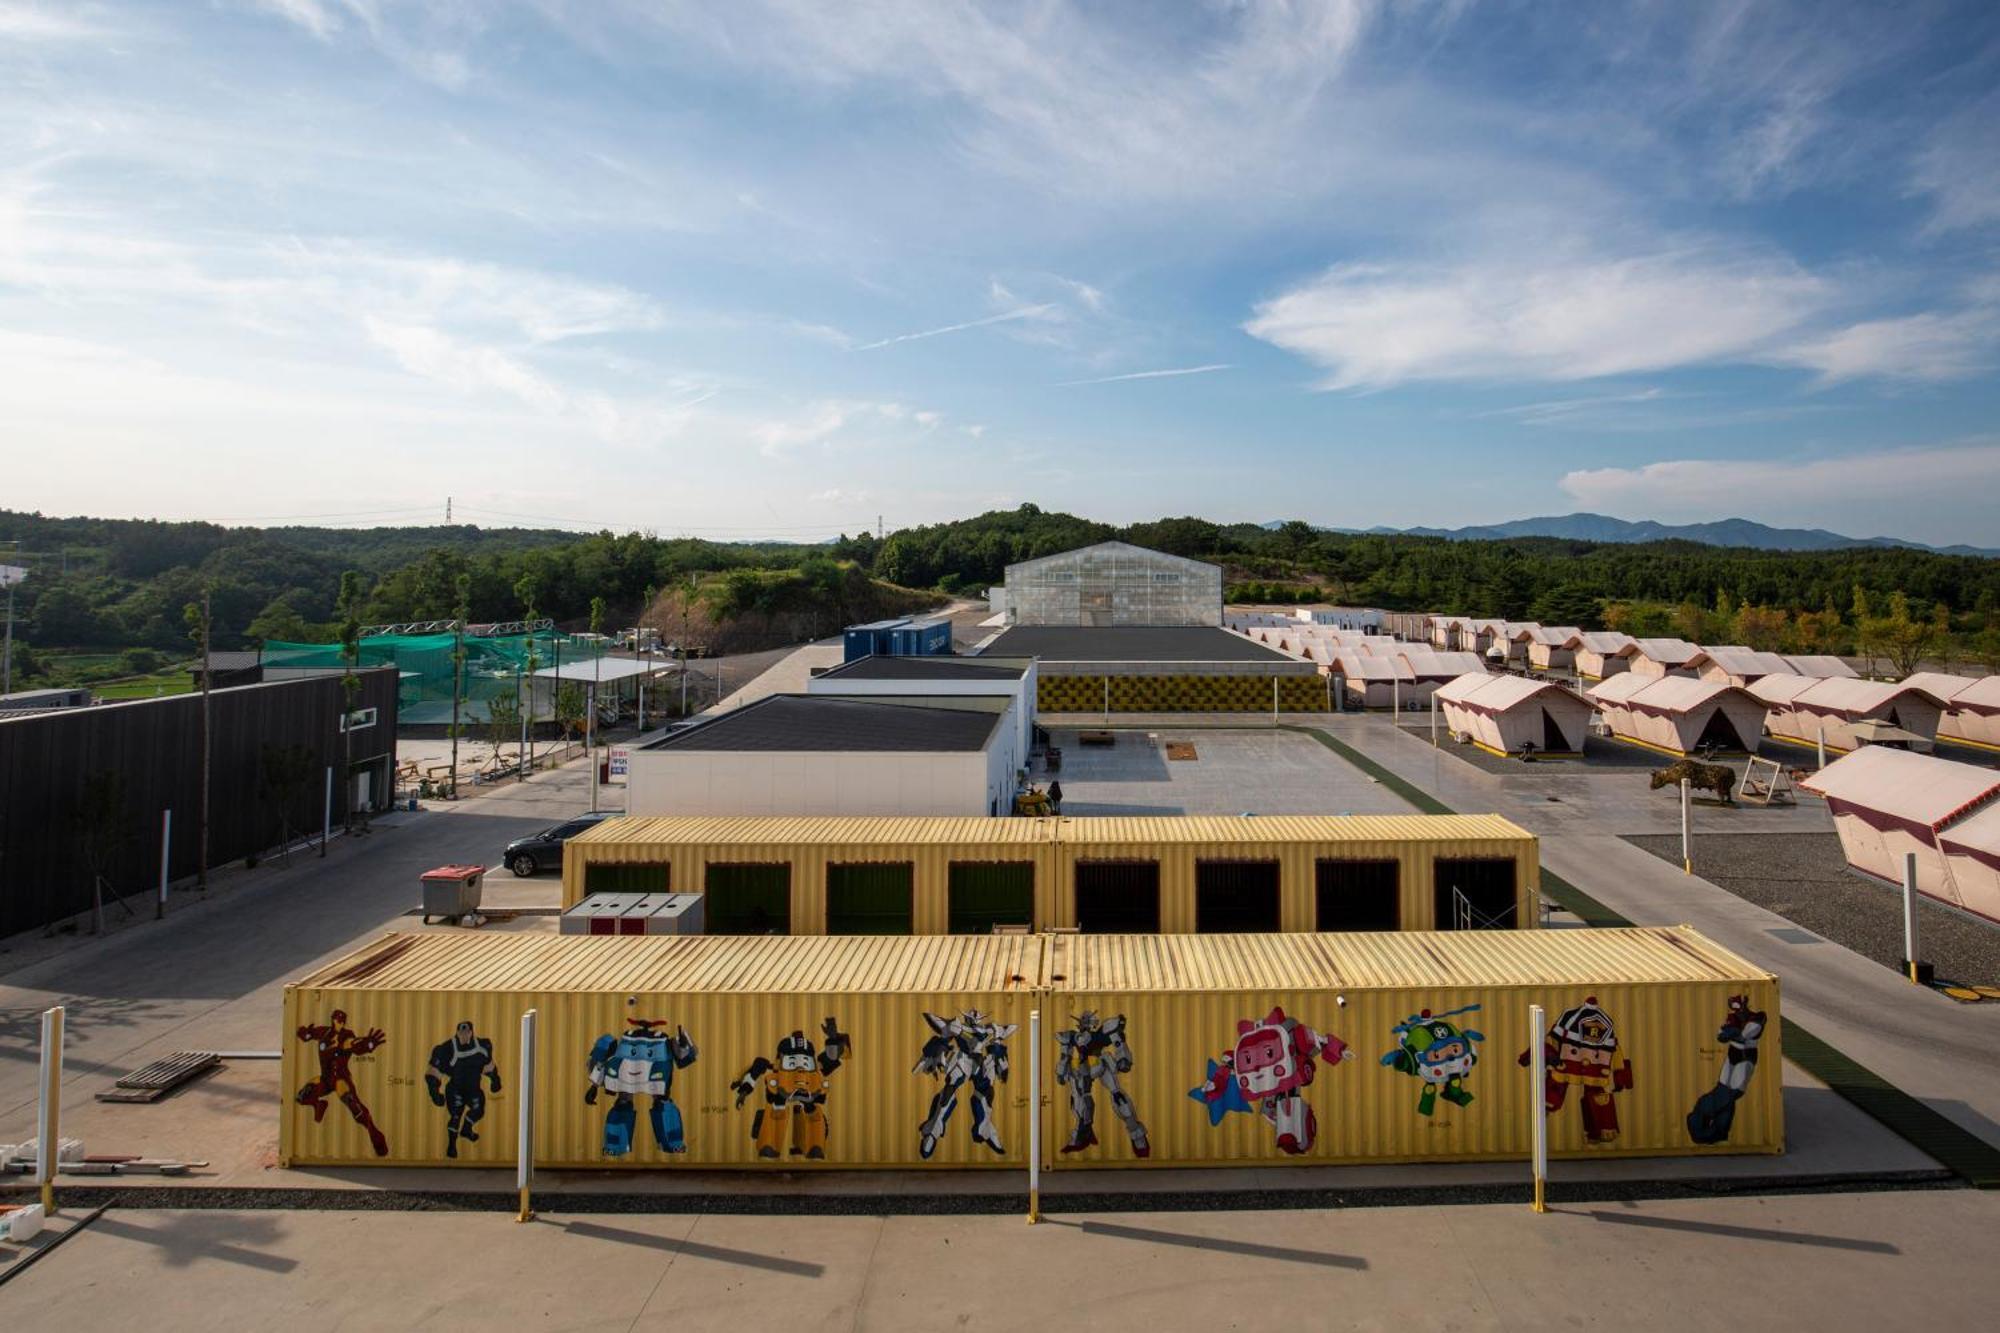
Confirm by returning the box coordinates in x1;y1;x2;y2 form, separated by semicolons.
183;588;214;890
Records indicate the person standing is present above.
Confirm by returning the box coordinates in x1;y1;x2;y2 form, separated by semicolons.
1048;779;1064;814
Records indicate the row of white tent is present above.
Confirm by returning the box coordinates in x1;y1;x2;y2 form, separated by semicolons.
1426;618;1860;684
1803;746;2000;927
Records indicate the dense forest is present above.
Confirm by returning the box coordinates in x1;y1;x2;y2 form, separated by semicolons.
5;504;1998;686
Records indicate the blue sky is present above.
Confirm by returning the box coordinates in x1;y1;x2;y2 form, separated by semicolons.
5;1;2000;545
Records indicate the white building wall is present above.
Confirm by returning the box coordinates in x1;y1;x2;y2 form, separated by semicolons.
627;750;989;816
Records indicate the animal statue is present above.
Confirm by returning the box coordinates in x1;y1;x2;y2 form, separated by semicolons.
1650;760;1735;805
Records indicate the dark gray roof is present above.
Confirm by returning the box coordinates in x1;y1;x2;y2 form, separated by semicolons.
819;655;1026;682
641;695;1003;753
201;651;264;672
980;626;1293;663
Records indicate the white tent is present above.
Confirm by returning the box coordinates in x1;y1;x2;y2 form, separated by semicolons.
1802;747;2000;921
1781;655;1859;680
1574;632;1637;681
1752;674;1949;753
1494;622;1541;665
1903;672;2000;750
1436;672;1595;757
1627;638;1703;679
1937;802;2000;925
1334;651;1413;709
1587;675;1767;756
1692;646;1795;687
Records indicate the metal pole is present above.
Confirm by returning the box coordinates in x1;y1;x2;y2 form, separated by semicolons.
157;808;172;919
1816;722;1826;770
321;766;332;857
518;662;528;776
517;1007;537;1222
2;581;14;696
1680;778;1692;874
1528;1002;1546;1213
38;1005;63;1215
1901;851;1928;985
1103;676;1109;721
1393;675;1399;723
587;682;597;813
1272;674;1278;723
1027;1007;1041;1225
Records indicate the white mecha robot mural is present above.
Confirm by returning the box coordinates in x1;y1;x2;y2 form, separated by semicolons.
914;1010;1016;1160
1055;1011;1150;1157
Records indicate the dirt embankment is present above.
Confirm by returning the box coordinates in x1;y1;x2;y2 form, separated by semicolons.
641;570;944;656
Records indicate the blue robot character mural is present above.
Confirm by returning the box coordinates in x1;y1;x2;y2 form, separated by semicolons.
585;1009;698;1157
914;1010;1015;1160
1380;1005;1484;1117
1686;994;1766;1145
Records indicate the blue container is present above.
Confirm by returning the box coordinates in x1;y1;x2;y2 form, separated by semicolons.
843;619;909;662
891;616;953;657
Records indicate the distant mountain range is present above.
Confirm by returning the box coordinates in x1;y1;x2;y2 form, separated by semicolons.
1266;512;1997;558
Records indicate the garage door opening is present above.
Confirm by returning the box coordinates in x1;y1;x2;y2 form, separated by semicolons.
1315;859;1400;931
704;863;790;935
584;863;670;895
949;862;1035;934
827;862;915;935
1433;858;1519;930
1074;861;1160;933
1196;860;1280;932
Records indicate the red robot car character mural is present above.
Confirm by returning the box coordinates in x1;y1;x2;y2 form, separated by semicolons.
1190;1006;1352;1155
1519;996;1632;1145
295;1008;390;1157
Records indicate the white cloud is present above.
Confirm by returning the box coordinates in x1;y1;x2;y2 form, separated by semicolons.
754;400;948;457
249;0;341;42
0;1;109;41
1059;364;1232;387
1245;245;1827;389
1911;93;2000;234
1560;442;2000;529
1775;309;1998;383
852;304;1057;352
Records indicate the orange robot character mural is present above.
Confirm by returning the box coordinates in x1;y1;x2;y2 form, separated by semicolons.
1519;996;1632;1145
730;1018;852;1161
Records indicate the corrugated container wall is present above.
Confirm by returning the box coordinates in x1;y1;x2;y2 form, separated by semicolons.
280;927;1778;1171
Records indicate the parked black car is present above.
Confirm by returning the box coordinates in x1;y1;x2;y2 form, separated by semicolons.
503;811;614;876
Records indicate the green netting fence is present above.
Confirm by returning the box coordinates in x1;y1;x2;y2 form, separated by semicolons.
262;631;605;719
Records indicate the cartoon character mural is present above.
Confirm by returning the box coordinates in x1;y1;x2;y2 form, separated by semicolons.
1686;995;1766;1145
730;1017;852;1160
1380;1005;1484;1116
1055;1011;1150;1158
914;1010;1015;1160
1189;1006;1352;1155
585;1010;698;1158
295;1009;390;1157
426;1020;501;1158
1519;996;1632;1145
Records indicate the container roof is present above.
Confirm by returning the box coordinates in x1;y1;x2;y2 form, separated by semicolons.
1047;926;1769;992
639;695;1002;752
1056;813;1533;845
1800;746;2000;829
570;812;1530;849
817;655;1028;682
293;931;1046;994
980;625;1293;662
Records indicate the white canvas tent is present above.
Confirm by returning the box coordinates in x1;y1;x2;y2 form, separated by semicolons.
1692;646;1794;688
1627;638;1703;679
1937;802;2000;925
1586;675;1767;756
1781;655;1859;680
1903;672;2000;750
1574;632;1637;680
1802;747;2000;923
1524;626;1583;671
1751;674;1949;753
1334;651;1414;709
1435;672;1595;757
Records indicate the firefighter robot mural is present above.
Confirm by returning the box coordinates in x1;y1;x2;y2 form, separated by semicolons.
1055;1011;1150;1158
1380;1004;1485;1117
425;1020;501;1158
1519;997;1632;1145
730;1017;852;1160
914;1010;1015;1160
585;1012;698;1158
294;1009;390;1157
1686;994;1766;1145
1189;1006;1352;1155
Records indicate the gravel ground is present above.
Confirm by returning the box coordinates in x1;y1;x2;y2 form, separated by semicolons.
1625;831;2000;985
1403;729;1805;779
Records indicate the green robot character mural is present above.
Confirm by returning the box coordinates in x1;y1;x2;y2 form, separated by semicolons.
1380;1005;1484;1116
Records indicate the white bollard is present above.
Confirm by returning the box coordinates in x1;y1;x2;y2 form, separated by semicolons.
1902;852;1928;985
1528;1002;1547;1213
517;1008;537;1222
38;1006;63;1216
1027;1007;1041;1224
1680;778;1692;874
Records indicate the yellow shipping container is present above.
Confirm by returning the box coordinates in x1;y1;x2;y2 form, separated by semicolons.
281;926;1778;1171
1042;927;1781;1166
563;814;1538;935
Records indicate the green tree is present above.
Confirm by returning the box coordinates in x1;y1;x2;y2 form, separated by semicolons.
1733;605;1790;652
259;741;315;865
71;769;133;935
246;592;314;645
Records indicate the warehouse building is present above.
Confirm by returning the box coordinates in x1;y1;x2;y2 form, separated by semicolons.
990;540;1221;627
808;654;1036;759
1587;675;1768;756
624;695;1022;819
1750;674;1949;753
279;924;1779;1170
561;813;1540;936
1436;673;1595;757
979;624;1324;714
1802;746;2000;925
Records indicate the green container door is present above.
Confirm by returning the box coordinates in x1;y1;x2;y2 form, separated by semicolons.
704;863;792;935
826;862;915;935
1315;858;1400;931
584;863;670;895
947;862;1036;934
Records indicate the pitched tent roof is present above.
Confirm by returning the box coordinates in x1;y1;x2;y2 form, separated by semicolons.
1953;676;2000;712
1900;672;1980;704
1336;652;1413;682
1527;626;1583;647
1939;802;2000;870
1576;632;1636;655
1502;622;1544;642
1586;674;1651;706
1693;646;1793;678
1782;655;1859;679
1785;677;1951;717
1615;675;1763;717
1436;672;1584;713
1631;638;1702;666
1747;673;1822;707
1800;746;2000;830
1407;650;1487;677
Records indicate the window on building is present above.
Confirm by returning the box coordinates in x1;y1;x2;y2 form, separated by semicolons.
340;707;377;733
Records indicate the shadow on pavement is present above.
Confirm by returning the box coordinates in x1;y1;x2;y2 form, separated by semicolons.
560;1219;827;1277
88;1212;300;1273
1065;1219;1368;1269
1577;1209;1898;1253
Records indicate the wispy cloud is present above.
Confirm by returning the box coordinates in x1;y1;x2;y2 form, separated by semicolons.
852;304;1056;351
1058;364;1231;387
